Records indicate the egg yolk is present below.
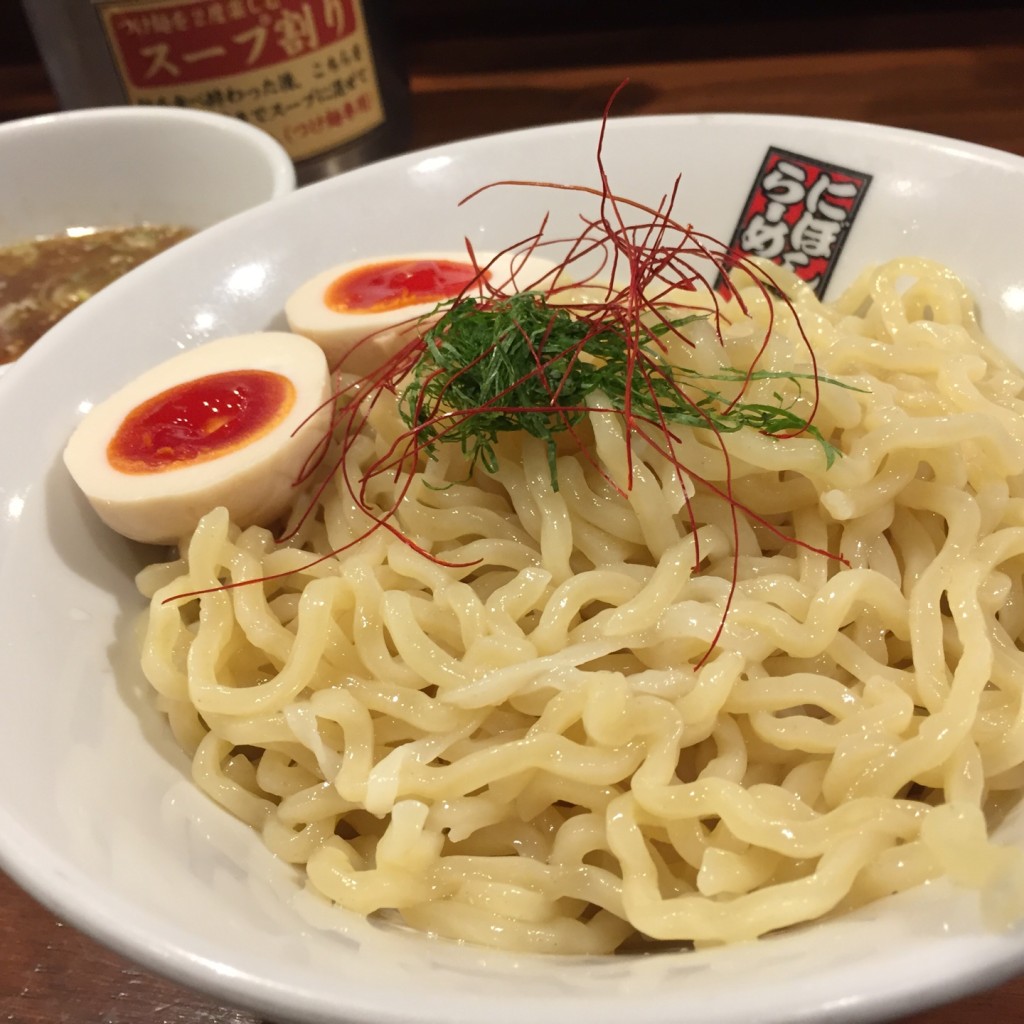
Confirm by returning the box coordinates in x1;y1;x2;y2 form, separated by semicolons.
324;259;489;314
107;370;296;474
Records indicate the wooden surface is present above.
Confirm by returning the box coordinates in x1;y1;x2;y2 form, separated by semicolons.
3;6;1024;1022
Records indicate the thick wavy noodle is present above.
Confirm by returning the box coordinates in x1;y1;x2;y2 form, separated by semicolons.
137;256;1024;953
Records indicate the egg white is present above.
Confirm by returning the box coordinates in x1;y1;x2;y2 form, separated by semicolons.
63;331;332;546
284;249;565;374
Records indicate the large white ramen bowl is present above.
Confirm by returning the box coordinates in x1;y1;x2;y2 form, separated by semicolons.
1;113;1023;1024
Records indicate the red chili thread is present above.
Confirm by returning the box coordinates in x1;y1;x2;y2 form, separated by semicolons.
171;81;844;671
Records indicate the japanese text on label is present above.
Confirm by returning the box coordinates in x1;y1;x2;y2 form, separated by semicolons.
95;0;385;163
722;148;872;297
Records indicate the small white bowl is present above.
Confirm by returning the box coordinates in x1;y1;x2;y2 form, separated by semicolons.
0;105;296;247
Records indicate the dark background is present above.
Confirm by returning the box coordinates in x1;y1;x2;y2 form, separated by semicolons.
6;2;1023;69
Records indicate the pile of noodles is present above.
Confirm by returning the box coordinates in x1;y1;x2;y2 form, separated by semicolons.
137;256;1024;954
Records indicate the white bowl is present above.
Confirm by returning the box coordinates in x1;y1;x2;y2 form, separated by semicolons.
0;105;296;246
1;113;1024;1024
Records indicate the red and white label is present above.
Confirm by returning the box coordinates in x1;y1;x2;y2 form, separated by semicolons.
724;148;872;297
95;0;385;162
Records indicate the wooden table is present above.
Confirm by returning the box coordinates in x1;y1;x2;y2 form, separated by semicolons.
3;7;1024;1022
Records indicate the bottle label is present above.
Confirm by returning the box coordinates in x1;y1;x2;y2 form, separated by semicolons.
93;0;386;163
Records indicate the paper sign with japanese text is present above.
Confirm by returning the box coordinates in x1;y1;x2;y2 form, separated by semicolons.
722;148;872;297
94;0;385;163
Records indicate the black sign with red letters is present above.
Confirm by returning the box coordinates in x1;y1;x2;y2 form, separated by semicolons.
722;148;872;297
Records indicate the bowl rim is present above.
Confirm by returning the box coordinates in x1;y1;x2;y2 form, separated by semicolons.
0;103;297;198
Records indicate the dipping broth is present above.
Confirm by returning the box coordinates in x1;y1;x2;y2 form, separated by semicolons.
0;224;193;363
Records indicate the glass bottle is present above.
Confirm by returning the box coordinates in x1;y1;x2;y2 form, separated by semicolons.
20;0;411;184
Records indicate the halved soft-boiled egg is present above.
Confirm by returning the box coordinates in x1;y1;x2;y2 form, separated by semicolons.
284;249;564;374
64;332;332;545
